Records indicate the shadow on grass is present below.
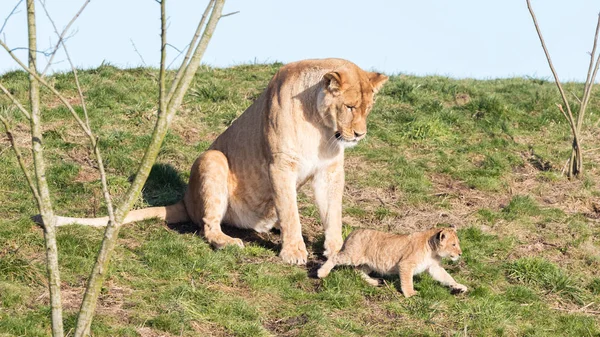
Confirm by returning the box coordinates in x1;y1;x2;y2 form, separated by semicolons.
139;163;187;207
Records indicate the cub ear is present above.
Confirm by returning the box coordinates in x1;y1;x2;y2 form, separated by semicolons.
367;72;389;93
324;71;343;94
437;230;447;242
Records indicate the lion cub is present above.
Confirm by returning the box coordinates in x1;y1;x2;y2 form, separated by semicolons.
317;227;467;297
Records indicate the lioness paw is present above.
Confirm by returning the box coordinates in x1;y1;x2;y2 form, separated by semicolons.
280;241;308;265
452;284;468;294
207;233;245;250
403;290;418;298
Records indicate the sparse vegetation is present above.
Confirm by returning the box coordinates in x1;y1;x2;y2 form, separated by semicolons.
1;63;599;335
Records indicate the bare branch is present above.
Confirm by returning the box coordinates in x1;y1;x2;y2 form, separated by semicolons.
1;38;94;137
0;81;31;120
159;0;167;116
527;0;584;177
73;1;227;335
39;0;90;76
578;13;600;129
24;0;64;335
0;0;24;35
577;14;600;131
165;0;215;104
40;0;115;230
526;0;574;119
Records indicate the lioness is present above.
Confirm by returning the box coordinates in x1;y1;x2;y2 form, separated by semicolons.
317;227;467;297
54;59;388;265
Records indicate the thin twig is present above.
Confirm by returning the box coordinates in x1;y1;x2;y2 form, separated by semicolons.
0;81;31;120
39;0;90;76
569;90;582;104
0;0;24;35
220;11;239;18
578;13;600;131
130;39;148;67
40;0;115;226
1;38;93;138
40;0;89;127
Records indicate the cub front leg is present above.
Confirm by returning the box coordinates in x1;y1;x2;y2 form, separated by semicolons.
399;262;417;298
269;162;308;265
312;159;344;257
428;264;468;294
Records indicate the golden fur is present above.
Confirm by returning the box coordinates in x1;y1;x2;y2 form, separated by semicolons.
54;59;388;265
317;227;467;297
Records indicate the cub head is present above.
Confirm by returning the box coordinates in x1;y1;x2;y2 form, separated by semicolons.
318;66;388;148
433;227;462;261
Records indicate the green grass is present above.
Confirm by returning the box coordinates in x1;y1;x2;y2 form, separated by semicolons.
1;64;599;336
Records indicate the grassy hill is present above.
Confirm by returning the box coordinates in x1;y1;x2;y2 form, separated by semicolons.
0;63;599;336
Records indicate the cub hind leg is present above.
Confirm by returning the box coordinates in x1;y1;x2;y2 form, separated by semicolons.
358;265;381;287
184;150;243;249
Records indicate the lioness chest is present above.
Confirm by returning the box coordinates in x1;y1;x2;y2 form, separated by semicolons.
224;151;342;232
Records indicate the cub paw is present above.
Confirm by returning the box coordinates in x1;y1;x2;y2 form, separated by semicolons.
317;267;329;279
364;277;381;287
280;240;308;265
452;283;468;294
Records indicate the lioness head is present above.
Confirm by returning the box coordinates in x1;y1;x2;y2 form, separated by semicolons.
434;228;462;261
318;65;388;148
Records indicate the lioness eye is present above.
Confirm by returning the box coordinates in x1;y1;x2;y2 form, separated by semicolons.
452;244;456;247
346;105;355;112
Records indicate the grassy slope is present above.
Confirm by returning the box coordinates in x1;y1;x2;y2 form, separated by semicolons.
0;63;599;336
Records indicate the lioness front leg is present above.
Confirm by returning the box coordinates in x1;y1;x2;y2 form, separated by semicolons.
184;150;243;249
313;160;344;257
269;162;308;265
428;264;468;293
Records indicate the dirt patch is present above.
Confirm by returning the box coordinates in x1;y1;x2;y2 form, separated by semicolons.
189;320;229;336
265;314;308;336
37;281;133;320
0;122;32;161
454;93;471;106
45;94;82;110
136;327;178;337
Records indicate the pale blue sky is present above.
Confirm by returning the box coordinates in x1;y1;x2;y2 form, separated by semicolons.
0;0;599;81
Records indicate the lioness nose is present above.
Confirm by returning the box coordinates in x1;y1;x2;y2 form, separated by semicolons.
354;131;365;138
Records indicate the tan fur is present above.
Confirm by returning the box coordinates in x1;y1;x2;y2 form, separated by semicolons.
54;58;388;265
317;227;467;297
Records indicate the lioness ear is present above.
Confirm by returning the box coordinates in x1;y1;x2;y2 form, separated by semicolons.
368;72;388;93
324;72;343;94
